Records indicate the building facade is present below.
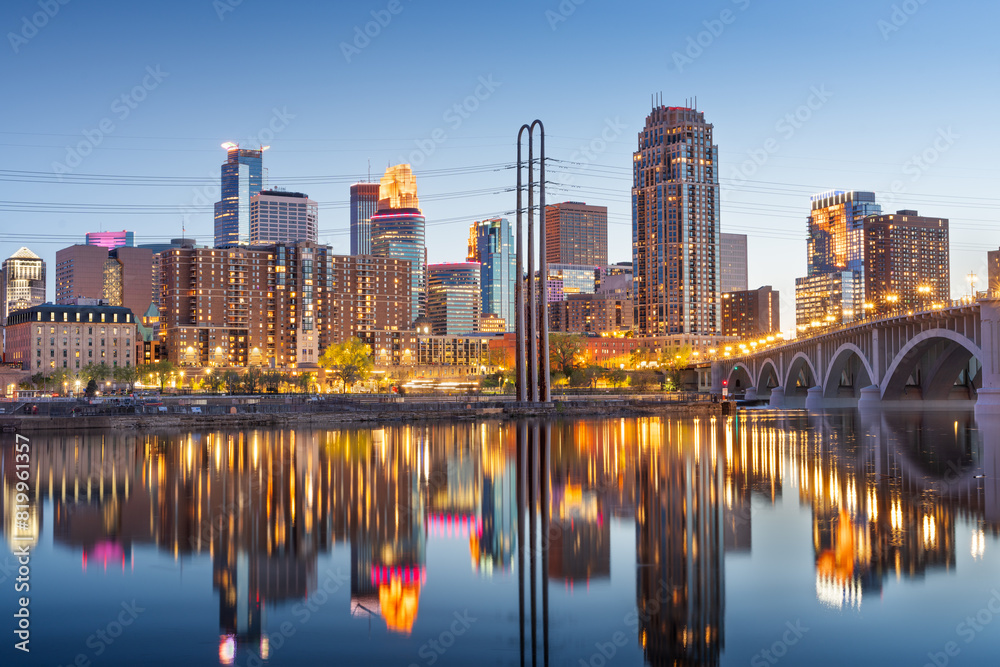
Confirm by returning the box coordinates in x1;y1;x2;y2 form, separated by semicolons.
549;293;634;334
543;264;600;302
5;304;137;372
632;105;721;337
795;271;862;331
214;144;264;248
862;210;950;314
55;245;154;323
1;247;46;324
85;231;134;250
350;182;380;255
545;202;608;266
990;249;1000;297
371;165;426;326
249;190;318;245
721;286;780;339
807;190;882;277
427;263;481;335
720;233;748;293
470;218;515;332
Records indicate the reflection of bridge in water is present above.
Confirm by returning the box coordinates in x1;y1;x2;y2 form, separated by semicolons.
1;411;998;666
713;299;1000;414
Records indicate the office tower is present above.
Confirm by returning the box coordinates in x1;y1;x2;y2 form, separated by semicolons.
863;211;949;313
371;165;426;325
471;218;516;331
542;264;600;302
721;286;780;338
214;143;265;248
545;201;608;266
350;182;380;255
720;233;748;293
795;271;863;330
632;104;721;336
249;190;318;245
4;303;137;372
990;249;1000;297
1;247;46;323
427;263;481;335
55;245;154;322
85;230;134;250
807;190;882;277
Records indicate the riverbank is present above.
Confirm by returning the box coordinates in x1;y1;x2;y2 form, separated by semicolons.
2;396;722;432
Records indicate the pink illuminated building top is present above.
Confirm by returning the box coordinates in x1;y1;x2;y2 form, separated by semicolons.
85;231;134;250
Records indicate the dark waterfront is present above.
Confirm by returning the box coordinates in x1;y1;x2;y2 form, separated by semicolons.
2;411;999;667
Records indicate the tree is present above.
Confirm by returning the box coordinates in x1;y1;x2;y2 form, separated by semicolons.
152;360;175;392
319;337;374;393
223;370;241;394
114;364;141;393
47;368;73;395
608;368;628;388
298;372;314;394
85;379;99;398
204;369;225;394
242;366;262;394
660;345;693;392
549;333;584;376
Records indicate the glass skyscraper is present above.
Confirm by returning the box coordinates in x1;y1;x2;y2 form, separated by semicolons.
350;182;380;255
632;104;721;336
214;144;264;248
806;190;881;277
371;165;426;325
427;263;481;335
470;218;515;332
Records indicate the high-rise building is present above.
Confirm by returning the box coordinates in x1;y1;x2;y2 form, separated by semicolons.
542;264;599;302
807;190;882;278
371;165;426;326
720;233;748;293
137;238;198;317
632;105;720;337
795;271;862;330
598;262;633;296
549;293;634;334
989;249;1000;297
863;210;949;314
470;218;516;332
721;286;780;339
350;183;380;255
427;263;481;335
545;202;608;266
55;245;154;322
214;144;265;248
85;231;134;250
249;190;318;245
1;247;46;324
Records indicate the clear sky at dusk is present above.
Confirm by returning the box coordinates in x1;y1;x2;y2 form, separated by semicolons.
3;0;998;333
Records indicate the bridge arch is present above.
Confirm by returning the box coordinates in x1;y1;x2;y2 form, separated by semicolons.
881;329;983;401
726;363;754;395
823;343;875;400
784;352;819;396
756;358;780;395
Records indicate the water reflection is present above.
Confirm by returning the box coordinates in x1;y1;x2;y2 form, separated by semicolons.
1;410;998;666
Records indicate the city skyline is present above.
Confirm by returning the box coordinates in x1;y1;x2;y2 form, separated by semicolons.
3;0;998;337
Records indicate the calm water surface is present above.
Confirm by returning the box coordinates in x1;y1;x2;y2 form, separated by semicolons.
2;411;999;666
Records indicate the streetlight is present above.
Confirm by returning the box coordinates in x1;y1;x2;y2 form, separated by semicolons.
75;379;81;397
968;272;979;298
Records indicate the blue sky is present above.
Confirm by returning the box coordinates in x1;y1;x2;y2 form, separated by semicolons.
2;0;998;333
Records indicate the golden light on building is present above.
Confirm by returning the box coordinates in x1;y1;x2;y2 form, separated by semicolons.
379;164;420;210
379;578;422;634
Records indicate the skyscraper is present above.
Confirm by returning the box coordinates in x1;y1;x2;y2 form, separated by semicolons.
85;231;134;250
545;201;608;266
720;233;748;293
863;210;950;313
807;190;881;277
427;263;481;335
55;244;154;321
214;143;265;248
721;286;780;338
470;218;515;332
632;104;720;336
350;182;380;255
371;165;426;326
1;247;46;323
249;190;318;245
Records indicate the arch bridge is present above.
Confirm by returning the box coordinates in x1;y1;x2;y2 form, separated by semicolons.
711;298;1000;414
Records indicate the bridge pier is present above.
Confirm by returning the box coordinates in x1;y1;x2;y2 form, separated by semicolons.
976;298;1000;416
804;386;824;411
744;387;758;401
857;385;882;411
768;386;785;408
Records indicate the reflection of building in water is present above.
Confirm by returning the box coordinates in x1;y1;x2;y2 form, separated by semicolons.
0;445;42;552
323;427;426;634
475;430;516;574
548;483;609;582
720;414;785;554
635;418;725;667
